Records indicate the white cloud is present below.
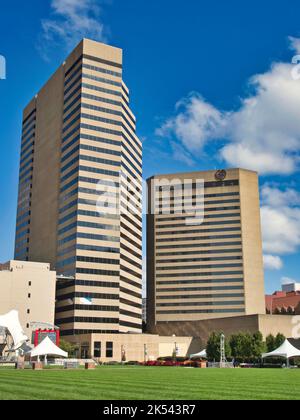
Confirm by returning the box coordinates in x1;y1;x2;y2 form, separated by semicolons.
263;254;283;270
261;185;300;255
39;0;107;57
289;36;300;54
157;38;300;175
281;276;299;285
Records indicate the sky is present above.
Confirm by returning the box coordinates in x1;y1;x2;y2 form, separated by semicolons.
1;0;300;294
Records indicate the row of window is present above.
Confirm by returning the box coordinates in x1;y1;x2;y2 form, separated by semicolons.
156;248;242;257
56;317;119;325
157;285;244;293
157;301;244;307
156;199;240;209
56;305;119;314
156;256;242;264
61;165;119;184
157;309;245;315
76;268;119;277
156;180;239;191
157;191;240;202
157;219;241;230
56;279;119;290
156;278;244;286
156;270;244;279
58;217;119;235
58;232;120;246
156;241;242;250
156;227;241;237
157;263;243;272
56;292;119;302
156;234;242;244
156;293;244;300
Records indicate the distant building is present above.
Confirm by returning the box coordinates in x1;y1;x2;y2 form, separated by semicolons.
0;261;56;337
266;287;300;315
282;283;300;293
147;168;266;331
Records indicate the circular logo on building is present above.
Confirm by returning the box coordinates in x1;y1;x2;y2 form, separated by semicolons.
215;170;227;181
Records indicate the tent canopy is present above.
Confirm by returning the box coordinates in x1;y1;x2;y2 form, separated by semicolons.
0;310;28;350
28;337;68;358
262;339;300;359
190;349;207;359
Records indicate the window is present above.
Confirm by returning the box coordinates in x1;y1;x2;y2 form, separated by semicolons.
27;309;30;314
94;342;101;358
28;281;31;286
106;342;113;358
28;293;31;298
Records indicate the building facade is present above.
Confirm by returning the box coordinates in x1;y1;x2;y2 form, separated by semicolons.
0;261;56;338
14;39;143;337
147;168;266;330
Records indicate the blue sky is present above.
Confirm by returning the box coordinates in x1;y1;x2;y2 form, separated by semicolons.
1;0;300;294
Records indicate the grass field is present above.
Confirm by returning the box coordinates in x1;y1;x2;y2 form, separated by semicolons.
0;366;299;400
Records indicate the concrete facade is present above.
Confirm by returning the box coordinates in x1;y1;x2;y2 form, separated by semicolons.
147;169;265;329
0;261;56;338
151;315;299;348
14;39;143;337
68;333;201;363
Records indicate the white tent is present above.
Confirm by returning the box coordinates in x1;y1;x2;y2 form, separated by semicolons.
262;339;300;366
28;337;68;359
190;349;207;359
0;310;28;350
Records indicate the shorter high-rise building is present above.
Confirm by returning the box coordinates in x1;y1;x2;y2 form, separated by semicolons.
147;168;266;331
0;261;56;337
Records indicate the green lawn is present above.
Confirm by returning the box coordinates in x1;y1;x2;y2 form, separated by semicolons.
0;366;299;400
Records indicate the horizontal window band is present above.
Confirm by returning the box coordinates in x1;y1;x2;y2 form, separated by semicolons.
157;309;245;315
156;234;242;244
157;278;244;286
156;241;242;250
156;271;244;279
156;293;245;300
56;279;120;291
156;249;242;257
156;263;243;272
120;286;142;300
56;317;119;325
119;310;142;320
76;268;119;276
61;330;119;336
119;320;142;329
157;301;244;307
120;275;142;290
120;298;142;310
156;227;241;237
156;256;242;264
157;285;244;292
56;292;119;301
155;180;239;191
56;305;119;314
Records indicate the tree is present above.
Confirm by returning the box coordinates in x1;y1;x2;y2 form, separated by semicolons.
206;332;231;362
275;333;286;348
251;331;266;359
266;334;276;352
59;339;78;357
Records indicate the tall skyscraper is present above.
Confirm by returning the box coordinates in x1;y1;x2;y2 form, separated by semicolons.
15;39;143;336
147;169;265;330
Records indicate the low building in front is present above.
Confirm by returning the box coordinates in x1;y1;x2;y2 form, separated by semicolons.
0;260;56;338
67;333;201;363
